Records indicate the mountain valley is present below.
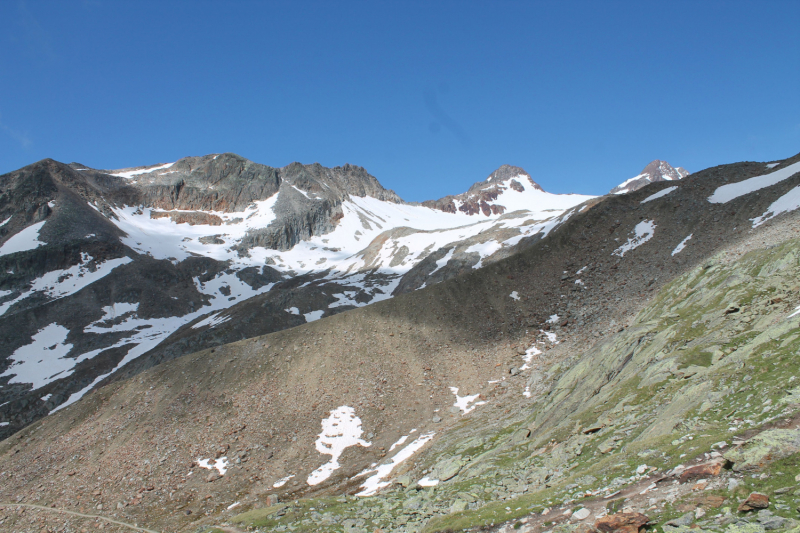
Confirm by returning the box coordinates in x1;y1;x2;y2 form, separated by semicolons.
0;151;799;533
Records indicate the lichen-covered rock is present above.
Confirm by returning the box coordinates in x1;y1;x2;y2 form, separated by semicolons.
724;429;800;471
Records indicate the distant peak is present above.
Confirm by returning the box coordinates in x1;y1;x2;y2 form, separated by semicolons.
485;164;544;192
611;159;689;194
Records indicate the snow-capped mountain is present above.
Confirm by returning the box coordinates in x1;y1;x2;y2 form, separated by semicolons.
0;154;593;433
422;164;587;216
610;159;689;194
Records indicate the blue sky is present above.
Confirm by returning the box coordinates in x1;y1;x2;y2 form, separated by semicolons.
1;1;798;201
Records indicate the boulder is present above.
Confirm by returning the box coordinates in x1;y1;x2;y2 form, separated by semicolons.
738;493;769;512
679;458;726;481
594;512;649;533
724;429;800;471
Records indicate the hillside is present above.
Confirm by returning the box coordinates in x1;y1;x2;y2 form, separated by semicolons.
0;155;592;437
0;152;798;532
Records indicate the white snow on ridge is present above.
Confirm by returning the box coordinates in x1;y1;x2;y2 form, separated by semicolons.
614;173;647;193
190;312;232;330
672;234;693;256
109;162;175;179
708;161;800;204
641;186;678;203
0;221;46;257
612;220;656;257
307;406;371;486
0;255;132;317
751;185;800;227
0;216;11;227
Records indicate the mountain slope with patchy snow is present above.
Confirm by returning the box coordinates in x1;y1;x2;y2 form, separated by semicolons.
0;155;593;435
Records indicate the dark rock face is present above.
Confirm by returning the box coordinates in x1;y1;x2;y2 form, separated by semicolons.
422;164;542;216
610;160;689;194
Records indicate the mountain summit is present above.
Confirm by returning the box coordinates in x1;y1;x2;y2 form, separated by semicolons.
610;159;689;194
421;164;577;216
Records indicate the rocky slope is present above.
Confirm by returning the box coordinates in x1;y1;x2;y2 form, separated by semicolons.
0;151;799;532
0;155;593;437
611;160;690;195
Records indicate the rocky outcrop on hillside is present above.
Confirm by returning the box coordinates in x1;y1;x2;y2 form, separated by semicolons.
610;159;689;194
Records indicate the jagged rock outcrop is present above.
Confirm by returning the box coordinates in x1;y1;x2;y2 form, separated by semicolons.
610;159;689;194
423;164;545;216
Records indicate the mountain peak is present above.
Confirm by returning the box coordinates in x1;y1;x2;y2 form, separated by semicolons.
481;164;543;192
611;159;689;194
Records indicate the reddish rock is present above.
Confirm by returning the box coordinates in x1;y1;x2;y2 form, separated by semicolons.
738;492;769;512
679;458;725;482
594;512;650;533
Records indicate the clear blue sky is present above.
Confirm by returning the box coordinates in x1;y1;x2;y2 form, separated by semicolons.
1;1;799;201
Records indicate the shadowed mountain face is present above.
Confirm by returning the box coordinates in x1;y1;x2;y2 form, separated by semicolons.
0;155;595;437
0;150;798;533
610;159;690;194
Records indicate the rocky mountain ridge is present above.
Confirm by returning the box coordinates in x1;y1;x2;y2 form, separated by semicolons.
0;155;593;437
611;160;690;195
0;150;798;532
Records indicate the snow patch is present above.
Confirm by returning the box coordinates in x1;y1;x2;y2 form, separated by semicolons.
110;162;175;179
285;307;300;315
0;324;83;389
466;240;502;269
509;291;520;301
0;221;46;256
0;216;11;227
0;255;133;318
389;434;409;452
612;220;656;257
191;312;232;330
417;477;440;487
708;161;800;204
641;186;678;203
197;457;228;475
304;310;324;322
273;474;295;488
356;432;435;496
430;247;455;275
521;344;542;371
751;185;800;227
449;387;486;415
307;406;371;486
671;234;693;256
